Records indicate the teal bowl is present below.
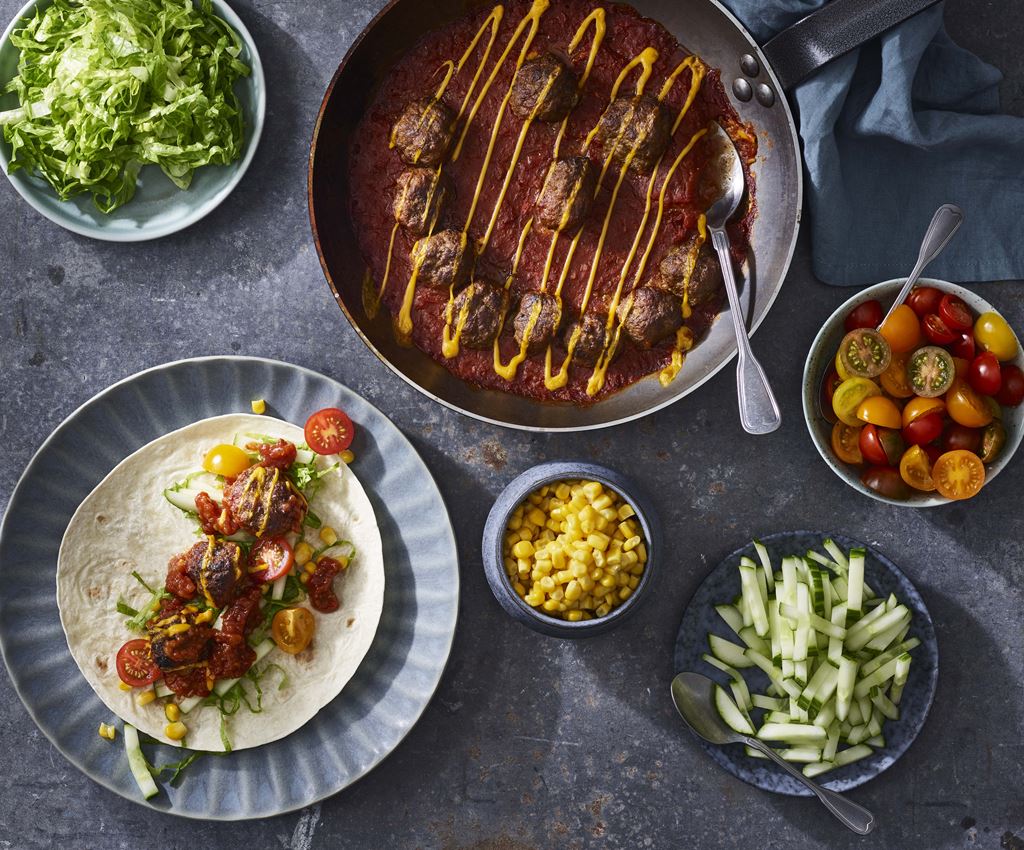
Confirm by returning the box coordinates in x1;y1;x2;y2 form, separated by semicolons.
0;0;264;241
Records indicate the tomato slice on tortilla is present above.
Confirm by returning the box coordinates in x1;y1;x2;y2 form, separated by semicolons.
116;639;160;687
250;537;294;583
304;407;354;455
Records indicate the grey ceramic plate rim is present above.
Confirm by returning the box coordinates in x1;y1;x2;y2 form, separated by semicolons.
0;355;460;819
0;0;265;242
801;277;1024;507
673;530;939;796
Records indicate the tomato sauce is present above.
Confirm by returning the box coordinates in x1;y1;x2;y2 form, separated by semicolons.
348;0;756;403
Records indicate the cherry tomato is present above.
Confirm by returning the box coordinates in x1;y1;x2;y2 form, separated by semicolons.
905;286;943;317
907;346;955;398
952;356;970;379
879;353;914;398
946;378;995;428
832;378;881;427
938;293;973;332
902;396;945;426
942;423;981;453
831;422;863;465
271;607;315;654
304;407;355;455
932;450;985;500
995;365;1024;406
922;313;957;345
980;421;1006;464
820;370;841;424
949;332;976;360
838;329;891;378
202;444;252;478
856;396;902;429
116;639;160;687
250;537;294;583
902;411;943;447
899;445;936;492
879;305;922;353
845;299;884;332
859;424;904;467
861;466;911;500
921;443;943;465
835;351;851;381
974;312;1018;361
968;352;1002;396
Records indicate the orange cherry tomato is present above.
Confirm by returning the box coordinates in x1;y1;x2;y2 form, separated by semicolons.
946;379;995;428
899;445;936;492
831;422;863;464
879;353;914;398
855;396;902;429
879;305;922;354
932;450;985;500
902;396;946;427
271;607;315;654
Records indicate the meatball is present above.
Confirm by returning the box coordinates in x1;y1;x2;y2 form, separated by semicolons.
652;236;725;306
509;53;578;122
687;245;725;307
595;94;671;173
513;291;562;355
617;286;682;348
391;98;454;166
451;280;507;349
412;228;474;290
184;538;244;608
564;312;611;367
224;465;307;538
535;156;597;232
151;624;214;672
393;167;449;236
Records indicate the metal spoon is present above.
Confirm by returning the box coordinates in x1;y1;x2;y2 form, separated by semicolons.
670;671;876;834
705;122;781;435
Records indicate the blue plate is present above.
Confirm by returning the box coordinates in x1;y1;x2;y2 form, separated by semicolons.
0;357;459;819
0;0;265;241
674;531;938;796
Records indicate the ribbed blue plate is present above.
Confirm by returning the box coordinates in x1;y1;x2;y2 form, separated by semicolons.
0;357;459;819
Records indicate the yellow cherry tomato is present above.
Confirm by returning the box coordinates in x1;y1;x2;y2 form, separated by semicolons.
271;607;315;654
831;422;863;464
879;353;914;398
835;351;851;381
974;311;1019;361
856;395;902;428
946;379;995;428
879;304;922;353
902;396;946;427
932;450;985;500
899;445;936;492
202;444;252;478
832;378;882;426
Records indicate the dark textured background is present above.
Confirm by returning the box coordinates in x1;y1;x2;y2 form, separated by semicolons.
1;1;1022;848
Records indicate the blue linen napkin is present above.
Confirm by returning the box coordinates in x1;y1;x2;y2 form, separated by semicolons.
721;0;1023;286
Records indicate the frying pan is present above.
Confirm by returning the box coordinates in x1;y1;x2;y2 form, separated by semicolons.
309;0;939;431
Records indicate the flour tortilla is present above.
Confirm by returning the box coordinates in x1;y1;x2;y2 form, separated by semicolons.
56;414;384;752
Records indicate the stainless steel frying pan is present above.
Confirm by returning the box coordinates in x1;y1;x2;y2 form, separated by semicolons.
309;0;939;431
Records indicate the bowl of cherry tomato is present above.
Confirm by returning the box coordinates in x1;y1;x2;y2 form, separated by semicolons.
803;278;1023;505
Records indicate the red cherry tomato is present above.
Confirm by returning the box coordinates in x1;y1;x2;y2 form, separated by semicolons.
949;332;976;360
921;443;943;465
942;423;981;454
859;424;904;467
905;286;943;318
116;639;160;687
922;313;957;345
250;537;294;583
861;466;911;500
845;300;884;332
938;294;973;332
304;407;355;454
901;411;943;447
996;365;1024;406
968;353;1002;397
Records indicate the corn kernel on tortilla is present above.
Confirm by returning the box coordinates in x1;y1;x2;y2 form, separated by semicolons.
56;414;384;752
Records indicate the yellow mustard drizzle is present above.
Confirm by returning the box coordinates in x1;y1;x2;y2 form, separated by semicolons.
494;294;542;379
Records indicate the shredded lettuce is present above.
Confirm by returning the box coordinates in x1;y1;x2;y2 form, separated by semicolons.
0;0;249;212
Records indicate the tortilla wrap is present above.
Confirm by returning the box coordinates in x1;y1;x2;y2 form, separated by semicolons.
56;414;384;752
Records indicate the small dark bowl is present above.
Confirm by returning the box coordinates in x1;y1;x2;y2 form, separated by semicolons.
482;461;662;637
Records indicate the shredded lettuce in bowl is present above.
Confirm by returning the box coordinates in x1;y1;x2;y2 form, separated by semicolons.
0;0;250;212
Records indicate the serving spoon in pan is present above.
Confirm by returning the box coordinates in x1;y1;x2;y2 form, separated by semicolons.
705;122;782;435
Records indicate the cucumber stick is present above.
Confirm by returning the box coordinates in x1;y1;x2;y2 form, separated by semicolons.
124;724;159;800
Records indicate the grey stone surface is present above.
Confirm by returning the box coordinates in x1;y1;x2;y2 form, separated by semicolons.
0;1;1022;848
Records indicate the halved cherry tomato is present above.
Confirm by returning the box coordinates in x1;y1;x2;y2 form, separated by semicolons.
861;466;911;500
905;286;943;317
995;364;1024;406
908;346;955;398
835;351;851;381
116;639;160;687
922;313;957;346
832;378;881;427
949;332;976;360
250;537;294;583
946;379;995;428
974;312;1018;361
942;423;981;453
879;305;922;353
859;424;904;467
838;329;891;378
899;445;936;492
902;411;943;447
902;396;945;426
968;352;1002;396
845;299;884;332
856;395;902;428
271;607;315;655
980;421;1006;464
304;407;355;454
879;353;914;398
938;293;973;332
932;450;985;500
202;444;252;478
831;422;863;464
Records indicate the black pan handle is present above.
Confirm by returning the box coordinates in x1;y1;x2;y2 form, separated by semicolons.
762;0;943;91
